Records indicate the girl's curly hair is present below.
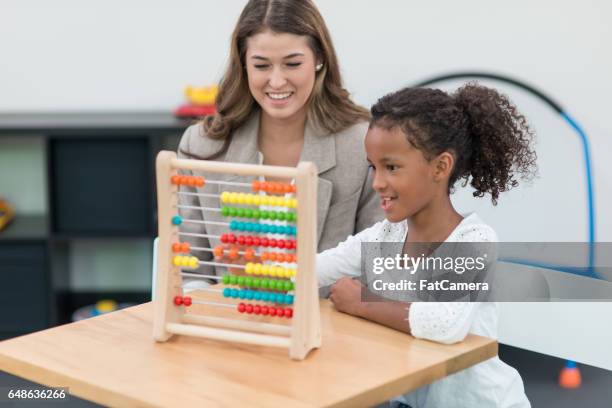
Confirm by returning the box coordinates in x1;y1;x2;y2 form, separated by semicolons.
370;83;537;205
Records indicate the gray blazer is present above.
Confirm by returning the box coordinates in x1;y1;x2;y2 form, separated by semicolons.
177;112;383;277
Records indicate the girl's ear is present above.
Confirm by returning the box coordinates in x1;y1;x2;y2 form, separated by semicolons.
433;152;455;182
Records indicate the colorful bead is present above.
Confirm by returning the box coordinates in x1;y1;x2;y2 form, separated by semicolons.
228;207;237;216
231;289;239;298
238;303;246;313
253;263;262;275
220;191;230;203
239;289;247;299
245;304;254;314
179;176;189;185
223;288;231;297
269;307;277;316
183;296;192;306
222;274;230;284
245;277;253;287
246;290;254;300
172;215;182;225
252;180;261;192
229;246;239;260
284;308;293;318
171;175;181;184
173;295;183;305
237;276;245;286
253;305;261;315
213;245;225;258
286;294;294;305
261;305;270;315
254;291;262;301
172;243;181;253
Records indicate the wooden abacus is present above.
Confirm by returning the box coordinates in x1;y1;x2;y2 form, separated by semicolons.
153;151;321;360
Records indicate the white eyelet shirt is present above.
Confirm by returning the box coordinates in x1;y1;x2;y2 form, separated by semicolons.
317;213;530;408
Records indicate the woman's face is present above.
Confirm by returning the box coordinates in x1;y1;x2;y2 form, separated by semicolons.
245;29;319;123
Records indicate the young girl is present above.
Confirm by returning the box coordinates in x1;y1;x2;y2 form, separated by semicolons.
317;84;537;407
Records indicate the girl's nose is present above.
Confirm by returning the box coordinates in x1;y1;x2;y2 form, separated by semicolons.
372;170;387;192
268;67;288;89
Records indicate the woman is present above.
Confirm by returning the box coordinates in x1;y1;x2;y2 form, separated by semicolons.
178;0;382;279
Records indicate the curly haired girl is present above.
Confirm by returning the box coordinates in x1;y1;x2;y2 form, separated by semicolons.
317;84;537;407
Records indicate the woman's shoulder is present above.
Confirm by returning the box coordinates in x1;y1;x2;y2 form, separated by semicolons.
178;122;225;157
329;120;369;166
332;120;369;146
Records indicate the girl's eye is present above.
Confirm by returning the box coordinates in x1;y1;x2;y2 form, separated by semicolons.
368;164;376;171
286;62;302;68
386;164;398;171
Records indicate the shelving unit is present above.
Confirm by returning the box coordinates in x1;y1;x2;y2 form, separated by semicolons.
0;113;190;338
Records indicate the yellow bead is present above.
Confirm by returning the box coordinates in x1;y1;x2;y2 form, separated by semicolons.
245;262;254;274
280;198;289;207
220;191;230;203
253;263;262;275
189;258;199;268
228;192;237;204
268;267;276;277
245;194;254;205
253;196;261;205
180;257;189;267
173;256;181;266
289;199;298;208
262;265;270;276
290;269;297;277
259;196;268;205
237;193;246;204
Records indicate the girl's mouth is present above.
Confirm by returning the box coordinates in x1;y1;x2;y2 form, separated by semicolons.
381;197;397;212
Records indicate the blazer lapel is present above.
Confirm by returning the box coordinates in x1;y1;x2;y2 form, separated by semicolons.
223;112;260;184
299;119;335;243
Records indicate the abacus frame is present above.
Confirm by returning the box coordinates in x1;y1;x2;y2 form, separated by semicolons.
153;151;321;360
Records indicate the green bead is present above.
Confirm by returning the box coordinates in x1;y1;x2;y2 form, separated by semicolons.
229;275;238;285
269;212;277;220
222;274;230;284
260;210;269;220
253;278;261;288
283;280;292;291
236;208;245;217
237;276;245;286
245;208;253;218
245;276;253;287
277;212;286;221
252;209;261;219
221;207;228;216
261;279;269;289
228;207;237;216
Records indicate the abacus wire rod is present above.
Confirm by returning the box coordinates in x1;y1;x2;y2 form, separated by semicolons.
192;300;235;308
199;260;246;269
190;246;297;261
178;232;220;239
175;204;220;211
180;272;222;280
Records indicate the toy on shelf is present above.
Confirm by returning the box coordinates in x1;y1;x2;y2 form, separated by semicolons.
559;360;582;388
0;199;15;231
174;85;218;118
153;151;321;360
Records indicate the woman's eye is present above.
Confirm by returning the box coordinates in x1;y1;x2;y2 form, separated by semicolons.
254;64;270;69
286;62;302;68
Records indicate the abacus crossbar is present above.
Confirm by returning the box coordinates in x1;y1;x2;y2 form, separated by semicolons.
153;150;321;360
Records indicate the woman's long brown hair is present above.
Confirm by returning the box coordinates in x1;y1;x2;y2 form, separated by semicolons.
185;0;370;160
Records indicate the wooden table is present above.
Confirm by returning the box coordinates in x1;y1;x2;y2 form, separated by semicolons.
0;293;497;407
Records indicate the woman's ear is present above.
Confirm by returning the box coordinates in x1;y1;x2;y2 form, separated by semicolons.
433;152;455;182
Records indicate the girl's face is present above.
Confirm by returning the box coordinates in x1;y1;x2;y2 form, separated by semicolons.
245;29;319;123
365;126;440;223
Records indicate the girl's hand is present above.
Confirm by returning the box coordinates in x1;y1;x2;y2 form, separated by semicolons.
330;277;365;317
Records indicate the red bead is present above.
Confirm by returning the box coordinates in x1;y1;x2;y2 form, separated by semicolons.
253;305;261;315
260;238;269;247
284;308;293;318
238;303;246;313
253;237;261;246
261;306;269;315
277;239;286;249
228;234;237;244
269;238;278;248
245;236;253;246
269;307;277;316
245;304;254;314
287;240;296;249
173;295;183;306
183;296;192;306
220;234;228;244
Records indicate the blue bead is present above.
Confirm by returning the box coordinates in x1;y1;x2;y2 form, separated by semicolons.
237;221;244;230
239;290;247;299
230;220;238;230
253;224;261;232
246;290;254;300
223;288;231;298
231;289;239;298
269;293;277;303
270;225;278;233
245;223;253;232
172;215;182;225
261;293;269;301
279;226;287;234
278;294;286;304
286;294;294;305
254;291;262;301
261;224;269;233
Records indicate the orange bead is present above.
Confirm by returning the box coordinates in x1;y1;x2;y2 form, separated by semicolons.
180;242;190;253
178;176;189;185
276;253;286;263
172;243;181;253
229;246;239;260
195;177;205;187
274;183;284;193
261;252;269;261
244;248;255;261
268;253;277;262
290;185;297;193
213;245;225;258
252;180;261;192
282;184;292;193
171;175;181;185
260;182;269;192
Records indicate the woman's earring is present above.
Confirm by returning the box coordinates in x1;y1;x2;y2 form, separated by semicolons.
315;63;323;72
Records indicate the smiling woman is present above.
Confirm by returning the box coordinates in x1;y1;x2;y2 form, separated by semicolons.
176;0;383;279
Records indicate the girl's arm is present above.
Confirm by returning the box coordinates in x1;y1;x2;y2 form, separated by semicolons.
329;277;412;333
317;221;386;287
